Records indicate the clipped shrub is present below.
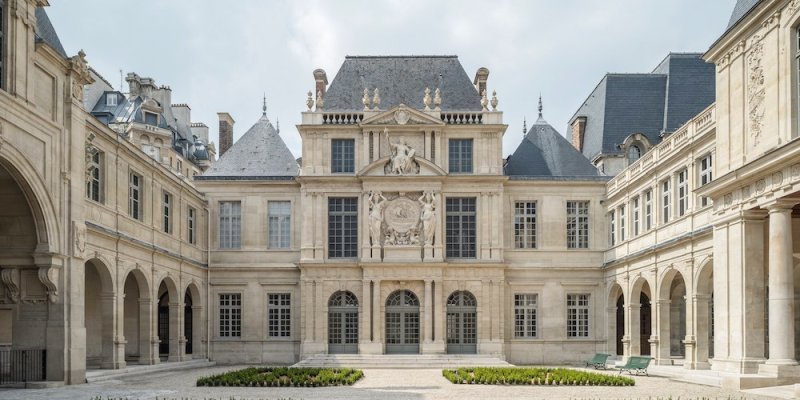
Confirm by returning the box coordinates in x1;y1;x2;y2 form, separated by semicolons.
196;366;364;387
441;367;635;386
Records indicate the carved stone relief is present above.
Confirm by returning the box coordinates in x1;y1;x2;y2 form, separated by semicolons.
383;128;419;175
366;191;438;249
746;35;765;146
0;268;20;304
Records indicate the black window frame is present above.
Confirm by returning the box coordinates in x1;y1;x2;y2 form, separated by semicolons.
445;197;477;259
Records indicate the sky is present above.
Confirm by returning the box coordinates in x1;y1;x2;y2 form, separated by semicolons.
46;0;737;158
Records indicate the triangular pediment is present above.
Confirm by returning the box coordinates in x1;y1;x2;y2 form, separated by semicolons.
360;104;444;126
358;156;447;177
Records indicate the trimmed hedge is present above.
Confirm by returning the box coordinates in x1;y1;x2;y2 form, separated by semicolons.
442;367;635;386
196;366;364;387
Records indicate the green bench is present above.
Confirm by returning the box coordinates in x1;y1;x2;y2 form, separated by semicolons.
585;353;611;369
617;355;652;376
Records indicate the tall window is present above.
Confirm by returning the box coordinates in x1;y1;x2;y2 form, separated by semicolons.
632;196;640;237
328;197;358;258
162;192;172;234
677;169;688;217
644;190;653;231
187;207;196;245
514;201;536;249
627;144;641;164
514;294;538;338
448;139;473;173
567;294;590;338
128;171;142;220
219;201;241;249
661;179;671;224
609;210;616;246
267;293;291;338
331;139;355;173
446;197;476;258
86;150;102;202
566;201;589;249
219;293;241;338
699;154;713;207
268;201;291;249
618;204;626;242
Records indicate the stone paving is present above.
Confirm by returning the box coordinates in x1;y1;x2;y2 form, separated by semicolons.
0;365;783;400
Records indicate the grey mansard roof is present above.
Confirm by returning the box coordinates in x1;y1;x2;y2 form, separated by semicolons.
323;56;482;111
199;114;299;180
728;0;760;29
34;8;67;58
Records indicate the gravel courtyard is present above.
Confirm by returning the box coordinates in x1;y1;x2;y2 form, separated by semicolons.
0;365;782;400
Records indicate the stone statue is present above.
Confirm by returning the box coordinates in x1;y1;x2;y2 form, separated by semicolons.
418;191;437;246
368;191;387;247
384;128;416;175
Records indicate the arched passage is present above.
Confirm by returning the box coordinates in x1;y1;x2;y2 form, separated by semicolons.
446;291;477;354
122;269;152;364
630;278;653;357
328;291;359;354
658;269;687;363
694;260;714;368
184;282;203;358
156;277;180;361
84;259;116;369
608;283;624;356
385;290;420;354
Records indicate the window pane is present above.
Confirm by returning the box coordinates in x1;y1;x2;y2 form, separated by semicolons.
514;202;536;249
268;201;291;249
268;293;291;338
446;197;476;258
566;201;589;249
448;139;473;173
219;293;241;338
328;197;358;258
219;201;242;249
331;139;355;173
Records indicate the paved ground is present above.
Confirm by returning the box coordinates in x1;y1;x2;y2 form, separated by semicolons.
0;365;783;400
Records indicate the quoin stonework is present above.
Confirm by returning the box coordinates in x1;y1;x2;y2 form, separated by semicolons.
1;0;800;392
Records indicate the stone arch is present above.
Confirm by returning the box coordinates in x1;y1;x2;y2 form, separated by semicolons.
657;267;687;361
385;289;420;354
121;268;153;365
694;257;714;367
156;275;180;361
84;258;117;369
629;276;653;357
608;282;625;356
328;291;360;354
0;152;56;248
183;281;203;358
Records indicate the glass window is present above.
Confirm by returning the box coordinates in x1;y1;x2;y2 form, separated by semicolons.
144;112;158;126
661;179;671;224
609;210;616;246
86;149;102;202
188;207;196;245
163;191;172;234
219;201;241;249
448;139;473;173
627;144;641;164
618;204;626;242
632;196;640;237
106;93;117;107
446;197;476;258
677;169;688;217
566;201;589;249
219;293;241;338
644;190;653;231
567;294;590;338
268;201;291;249
331;139;355;173
699;154;713;207
328;197;358;258
514;294;538;338
514;201;536;249
128;171;142;220
267;293;291;338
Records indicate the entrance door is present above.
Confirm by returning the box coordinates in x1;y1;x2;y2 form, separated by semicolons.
446;291;477;354
158;292;169;356
328;291;359;354
184;292;193;355
385;290;420;354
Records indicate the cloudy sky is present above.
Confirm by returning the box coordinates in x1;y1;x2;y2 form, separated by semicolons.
47;0;736;157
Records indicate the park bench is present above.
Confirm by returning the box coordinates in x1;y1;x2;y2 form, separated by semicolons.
585;353;611;369
617;355;652;376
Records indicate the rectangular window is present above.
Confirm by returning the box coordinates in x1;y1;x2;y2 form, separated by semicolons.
268;201;291;249
661;179;671;224
218;293;241;338
448;139;473;173
328;197;358;258
106;93;117;107
609;210;616;246
618;204;626;242
566;201;589;249
567;294;590;338
514;201;536;249
187;207;196;245
144;111;158;126
699;154;713;207
677;169;688;217
632;196;640;237
644;190;653;231
162;191;172;234
86;150;102;202
267;293;291;338
219;201;241;249
446;197;477;258
331;139;355;173
128;171;142;220
514;294;538;338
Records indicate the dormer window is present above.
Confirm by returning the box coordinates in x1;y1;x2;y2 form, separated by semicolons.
106;94;118;107
627;144;642;164
144;112;158;126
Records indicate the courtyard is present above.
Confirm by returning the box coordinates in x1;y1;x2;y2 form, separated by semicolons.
0;365;786;400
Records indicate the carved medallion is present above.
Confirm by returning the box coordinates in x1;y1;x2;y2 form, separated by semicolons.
384;197;421;233
394;110;410;125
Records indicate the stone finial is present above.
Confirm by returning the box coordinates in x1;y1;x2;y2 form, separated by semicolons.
523;117;527;137
480;90;489;111
434;88;442;111
316;90;324;110
491;90;498;111
372;88;381;110
363;88;370;111
262;93;267;116
538;94;543;118
306;91;314;111
423;87;432;111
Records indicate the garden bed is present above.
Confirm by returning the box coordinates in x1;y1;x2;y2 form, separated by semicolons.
196;366;364;387
442;367;635;386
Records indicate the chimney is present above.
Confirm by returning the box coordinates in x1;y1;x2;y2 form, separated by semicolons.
313;69;328;99
217;112;235;157
571;116;587;152
473;67;489;96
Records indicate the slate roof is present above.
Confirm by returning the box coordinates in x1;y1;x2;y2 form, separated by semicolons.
323;56;482;111
505;114;601;179
199;114;299;179
727;0;760;29
567;53;714;161
34;8;67;58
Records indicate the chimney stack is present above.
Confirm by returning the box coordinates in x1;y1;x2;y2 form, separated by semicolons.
473;67;489;96
217;112;235;157
571;116;587;152
313;69;328;99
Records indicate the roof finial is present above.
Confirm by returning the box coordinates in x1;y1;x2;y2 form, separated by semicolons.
262;93;267;116
523;117;527;137
538;93;543;119
276;118;280;134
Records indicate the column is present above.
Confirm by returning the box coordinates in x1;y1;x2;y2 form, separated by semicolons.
361;280;372;343
424;280;433;344
627;301;641;356
372;280;382;344
766;203;797;365
655;299;671;365
139;297;157;365
101;292;123;369
168;302;182;361
433;280;445;348
692;294;711;369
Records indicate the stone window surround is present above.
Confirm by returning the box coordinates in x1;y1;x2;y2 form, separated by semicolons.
216;291;242;340
643;189;653;231
676;168;689;217
661;178;671;224
697;152;713;208
632;195;640;237
267;199;293;249
187;206;196;245
327;196;359;259
618;204;626;242
566;200;590;249
331;138;356;174
513;201;537;249
162;190;173;234
128;169;143;221
447;138;474;174
218;200;242;249
609;209;616;247
86;149;103;203
266;292;293;339
566;292;591;339
513;293;538;339
445;196;477;259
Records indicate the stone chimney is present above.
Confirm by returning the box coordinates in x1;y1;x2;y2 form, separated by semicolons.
217;112;235;157
473;67;489;96
571;116;587;152
313;69;328;99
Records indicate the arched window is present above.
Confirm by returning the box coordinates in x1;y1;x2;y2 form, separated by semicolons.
628;144;642;164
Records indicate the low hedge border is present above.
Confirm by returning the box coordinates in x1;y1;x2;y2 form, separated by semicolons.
196;366;364;387
442;367;635;386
